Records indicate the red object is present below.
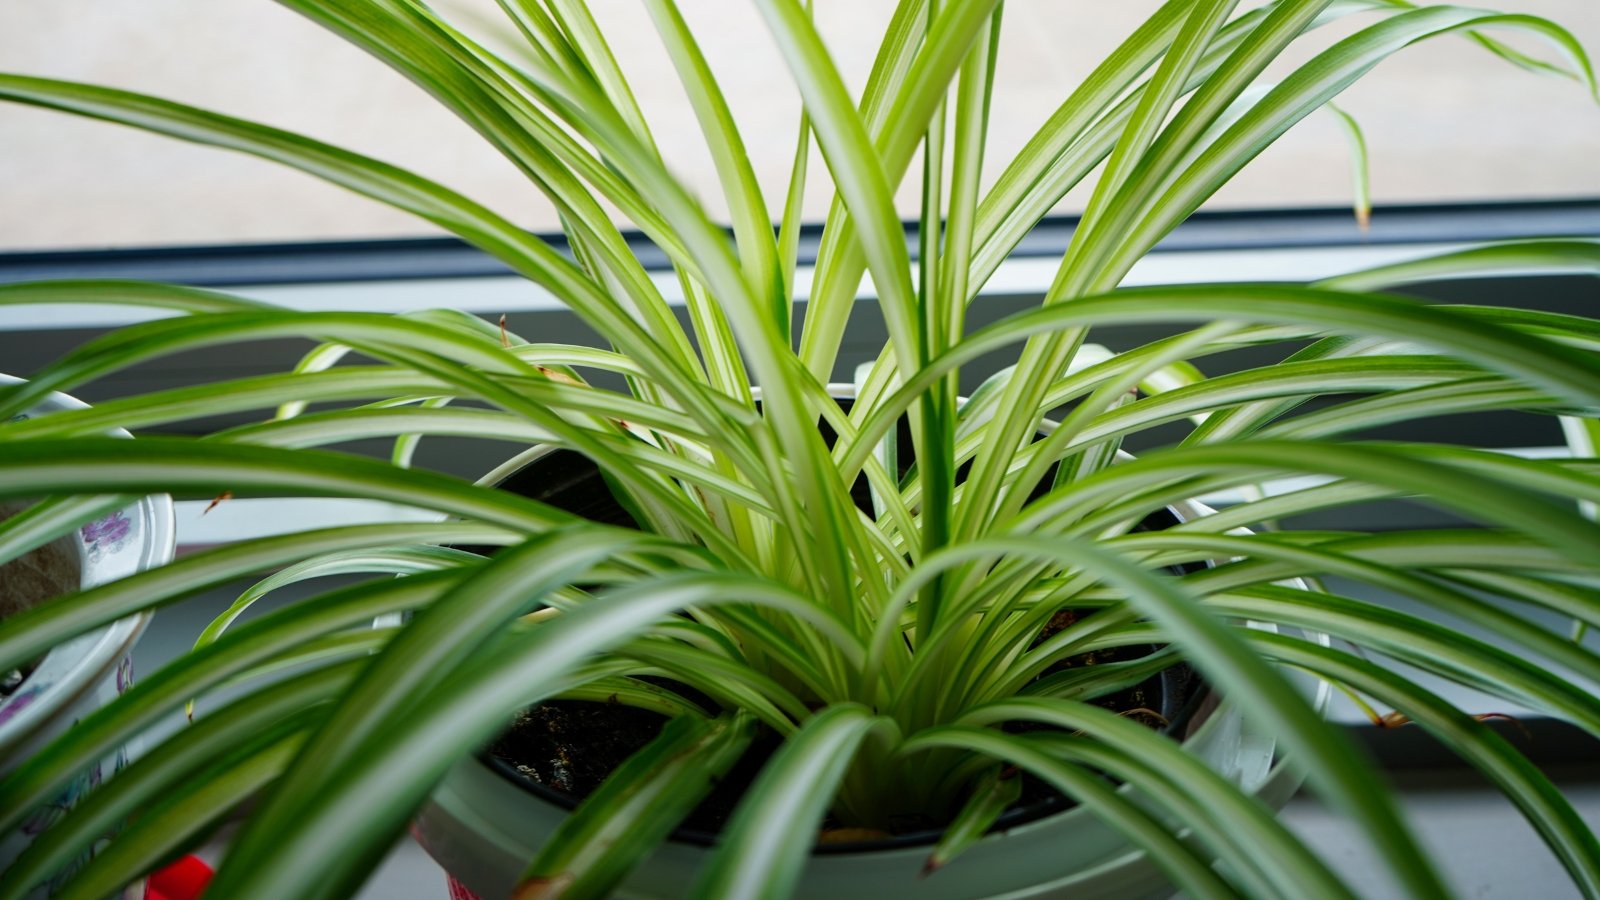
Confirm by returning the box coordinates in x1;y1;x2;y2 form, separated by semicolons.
446;874;482;900
143;855;213;900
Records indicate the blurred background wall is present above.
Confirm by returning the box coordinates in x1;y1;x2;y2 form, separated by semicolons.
1;0;1596;250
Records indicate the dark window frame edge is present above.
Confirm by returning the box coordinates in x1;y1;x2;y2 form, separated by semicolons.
2;198;1596;290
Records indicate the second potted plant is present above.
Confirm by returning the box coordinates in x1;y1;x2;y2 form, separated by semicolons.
0;375;174;898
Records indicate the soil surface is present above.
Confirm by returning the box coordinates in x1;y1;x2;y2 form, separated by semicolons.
0;501;79;698
0;501;80;621
488;692;787;839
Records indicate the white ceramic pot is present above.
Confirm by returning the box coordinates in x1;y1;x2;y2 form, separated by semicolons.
410;386;1329;898
0;375;176;897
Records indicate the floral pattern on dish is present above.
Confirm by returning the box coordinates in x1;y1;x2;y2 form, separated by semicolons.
0;685;43;727
21;762;106;896
115;656;134;695
81;511;133;562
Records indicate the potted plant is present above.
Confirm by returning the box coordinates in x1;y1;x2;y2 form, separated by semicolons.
0;375;175;897
1;1;1599;898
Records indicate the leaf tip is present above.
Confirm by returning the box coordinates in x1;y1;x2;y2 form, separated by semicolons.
513;873;573;900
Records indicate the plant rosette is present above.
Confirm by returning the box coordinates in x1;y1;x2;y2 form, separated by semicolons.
0;375;176;899
412;390;1328;899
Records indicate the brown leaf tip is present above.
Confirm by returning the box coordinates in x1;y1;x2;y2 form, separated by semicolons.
513;873;574;900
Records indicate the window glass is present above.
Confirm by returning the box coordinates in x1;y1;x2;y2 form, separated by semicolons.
1;0;1596;250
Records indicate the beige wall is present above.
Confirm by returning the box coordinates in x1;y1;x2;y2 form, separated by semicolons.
1;1;1596;250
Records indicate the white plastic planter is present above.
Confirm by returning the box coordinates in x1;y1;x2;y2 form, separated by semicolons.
0;375;176;897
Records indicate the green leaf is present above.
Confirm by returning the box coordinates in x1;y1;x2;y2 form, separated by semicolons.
1018;442;1600;571
191;545;482;656
215;526;705;889
0;278;273;315
200;570;862;899
891;534;1449;898
1253;632;1600;898
838;280;1600;485
0;496;132;568
0;574;456;830
0;510;518;679
1324;102;1371;229
543;0;659;145
517;713;756;899
922;764;1020;876
0;663;357;900
1065;0;1336;291
692;704;893;900
968;0;1269;291
0;73;731;438
1121;531;1600;689
799;0;993;381
622;639;810;730
645;0;779;316
1317;239;1600;293
1058;0;1248;293
901;726;1246;899
752;0;920;380
1107;7;1597;279
1207;585;1600;737
50;735;306;900
953;695;1363;900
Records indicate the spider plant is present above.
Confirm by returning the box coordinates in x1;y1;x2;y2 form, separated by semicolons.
2;0;1599;897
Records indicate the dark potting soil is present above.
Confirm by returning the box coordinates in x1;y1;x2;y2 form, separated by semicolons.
0;504;79;699
481;402;1203;845
487;690;791;841
490;699;669;799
